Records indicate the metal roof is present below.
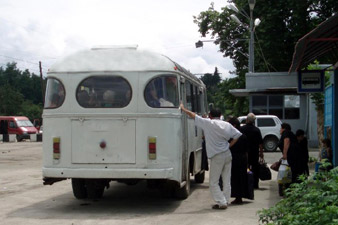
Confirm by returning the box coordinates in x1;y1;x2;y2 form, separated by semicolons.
289;14;338;72
229;87;298;97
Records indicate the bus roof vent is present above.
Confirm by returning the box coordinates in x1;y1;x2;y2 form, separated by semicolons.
91;45;138;50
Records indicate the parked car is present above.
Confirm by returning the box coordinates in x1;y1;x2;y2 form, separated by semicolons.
238;115;282;152
0;116;38;141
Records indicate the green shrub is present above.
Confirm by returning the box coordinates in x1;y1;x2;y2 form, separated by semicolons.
308;156;318;163
258;167;338;225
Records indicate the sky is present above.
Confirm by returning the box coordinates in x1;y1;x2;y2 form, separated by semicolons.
0;0;235;79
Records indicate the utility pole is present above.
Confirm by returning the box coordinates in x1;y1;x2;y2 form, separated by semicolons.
39;61;45;105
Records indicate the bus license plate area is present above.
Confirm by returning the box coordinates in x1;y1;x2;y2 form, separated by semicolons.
71;119;136;164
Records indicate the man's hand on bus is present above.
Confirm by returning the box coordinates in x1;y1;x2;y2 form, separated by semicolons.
180;102;196;119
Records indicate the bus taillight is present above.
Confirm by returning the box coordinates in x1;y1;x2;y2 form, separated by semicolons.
148;137;156;160
53;137;60;160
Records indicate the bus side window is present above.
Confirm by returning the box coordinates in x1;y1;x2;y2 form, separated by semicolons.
144;75;178;108
186;82;193;111
197;90;202;114
44;78;65;109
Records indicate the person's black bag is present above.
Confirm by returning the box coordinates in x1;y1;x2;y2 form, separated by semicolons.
246;170;254;200
259;158;272;181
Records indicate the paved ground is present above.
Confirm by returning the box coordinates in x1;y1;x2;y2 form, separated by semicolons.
0;142;319;225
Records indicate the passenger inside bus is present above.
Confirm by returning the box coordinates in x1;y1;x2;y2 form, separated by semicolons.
77;90;90;107
145;82;160;107
50;93;61;108
44;78;65;108
145;76;177;108
102;90;117;107
165;76;178;105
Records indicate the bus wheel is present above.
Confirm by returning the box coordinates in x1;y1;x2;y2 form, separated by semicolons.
174;173;190;199
85;179;105;199
72;178;87;199
194;171;205;183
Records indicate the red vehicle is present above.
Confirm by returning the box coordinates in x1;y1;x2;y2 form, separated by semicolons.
0;116;38;141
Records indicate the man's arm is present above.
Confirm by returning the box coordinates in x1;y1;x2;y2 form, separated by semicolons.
282;138;290;160
180;103;196;119
229;138;239;148
259;144;264;158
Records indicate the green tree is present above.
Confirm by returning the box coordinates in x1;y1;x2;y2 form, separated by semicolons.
0;62;44;119
216;75;248;116
194;0;338;116
194;0;338;73
200;67;221;106
0;84;24;115
20;101;43;121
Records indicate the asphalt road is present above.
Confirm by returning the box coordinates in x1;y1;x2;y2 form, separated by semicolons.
0;142;319;225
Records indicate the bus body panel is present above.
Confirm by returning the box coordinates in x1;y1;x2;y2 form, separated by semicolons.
42;47;207;197
71;118;136;164
42;115;182;180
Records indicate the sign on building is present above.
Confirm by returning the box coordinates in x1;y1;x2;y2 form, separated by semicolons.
297;70;324;93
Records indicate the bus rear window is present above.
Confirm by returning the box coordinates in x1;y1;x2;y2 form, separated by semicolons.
44;78;65;109
144;75;178;108
76;76;132;108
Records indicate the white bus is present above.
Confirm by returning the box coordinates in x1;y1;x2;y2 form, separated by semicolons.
42;46;208;199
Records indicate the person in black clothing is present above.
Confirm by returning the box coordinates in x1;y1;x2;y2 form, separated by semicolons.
228;117;249;204
295;129;309;176
240;113;264;189
278;123;302;183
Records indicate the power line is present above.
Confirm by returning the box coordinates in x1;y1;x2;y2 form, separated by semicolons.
254;32;278;72
0;55;50;71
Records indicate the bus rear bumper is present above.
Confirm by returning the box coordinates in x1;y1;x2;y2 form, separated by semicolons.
42;167;175;180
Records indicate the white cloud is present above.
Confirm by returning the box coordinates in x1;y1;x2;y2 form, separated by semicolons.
0;0;236;77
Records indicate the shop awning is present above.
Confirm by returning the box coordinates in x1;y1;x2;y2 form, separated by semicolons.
289;14;338;72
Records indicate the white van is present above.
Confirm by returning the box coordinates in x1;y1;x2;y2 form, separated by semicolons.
238;115;282;151
42;46;208;199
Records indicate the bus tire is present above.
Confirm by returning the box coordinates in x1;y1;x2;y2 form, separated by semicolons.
85;179;105;199
72;178;87;199
174;173;190;199
194;171;205;183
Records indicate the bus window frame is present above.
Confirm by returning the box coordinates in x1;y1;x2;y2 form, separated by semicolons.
44;77;66;109
144;74;179;109
76;75;133;109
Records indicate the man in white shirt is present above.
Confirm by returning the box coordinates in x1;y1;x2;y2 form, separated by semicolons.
180;103;242;210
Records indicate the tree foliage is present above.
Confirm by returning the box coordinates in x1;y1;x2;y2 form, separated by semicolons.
194;0;338;116
0;62;44;120
258;167;338;225
200;67;221;105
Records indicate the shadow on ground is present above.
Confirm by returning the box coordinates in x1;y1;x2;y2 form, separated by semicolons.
7;180;204;220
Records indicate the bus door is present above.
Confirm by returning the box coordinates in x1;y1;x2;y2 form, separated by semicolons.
180;76;189;181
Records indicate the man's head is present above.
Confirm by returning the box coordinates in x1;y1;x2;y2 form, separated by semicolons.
246;113;256;124
296;129;305;141
209;108;221;119
296;129;305;137
280;123;291;135
228;117;240;129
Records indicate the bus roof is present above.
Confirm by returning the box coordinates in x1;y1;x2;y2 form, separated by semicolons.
48;46;203;85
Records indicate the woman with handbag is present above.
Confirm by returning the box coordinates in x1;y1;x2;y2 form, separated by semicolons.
278;123;302;184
